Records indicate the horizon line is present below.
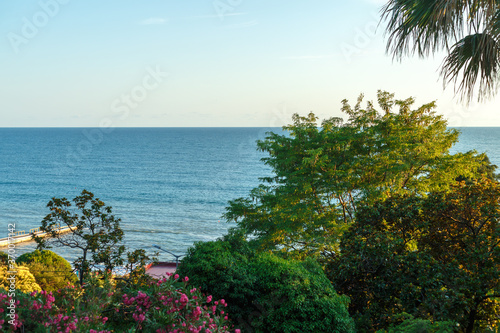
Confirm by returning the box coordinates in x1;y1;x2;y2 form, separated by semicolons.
0;126;498;129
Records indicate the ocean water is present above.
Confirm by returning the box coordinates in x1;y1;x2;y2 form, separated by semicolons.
0;127;498;262
0;128;274;261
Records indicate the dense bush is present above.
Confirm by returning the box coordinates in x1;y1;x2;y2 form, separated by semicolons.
0;272;117;332
177;232;355;333
107;272;234;332
376;314;456;333
16;250;77;292
177;231;256;323
0;264;41;293
0;271;236;332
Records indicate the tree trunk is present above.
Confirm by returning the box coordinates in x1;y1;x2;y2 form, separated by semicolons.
79;250;87;286
465;307;477;333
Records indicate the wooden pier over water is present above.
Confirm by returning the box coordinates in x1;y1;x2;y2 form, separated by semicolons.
0;226;73;248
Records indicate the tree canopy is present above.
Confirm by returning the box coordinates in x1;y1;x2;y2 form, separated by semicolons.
177;231;355;333
331;178;500;332
382;0;500;102
34;190;125;285
16;250;78;292
224;91;486;259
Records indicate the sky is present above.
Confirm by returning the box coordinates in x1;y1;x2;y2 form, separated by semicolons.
1;0;499;127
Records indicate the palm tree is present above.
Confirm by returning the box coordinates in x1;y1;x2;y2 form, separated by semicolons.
382;0;500;102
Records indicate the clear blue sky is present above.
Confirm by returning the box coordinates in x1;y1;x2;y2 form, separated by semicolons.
1;0;499;127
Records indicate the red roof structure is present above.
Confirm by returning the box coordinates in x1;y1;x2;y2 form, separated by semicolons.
145;262;177;278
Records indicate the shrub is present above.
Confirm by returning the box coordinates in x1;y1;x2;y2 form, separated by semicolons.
376;313;456;333
0;277;110;332
177;233;355;333
107;273;234;332
0;271;234;332
16;250;77;291
0;264;41;293
251;253;355;333
176;231;256;325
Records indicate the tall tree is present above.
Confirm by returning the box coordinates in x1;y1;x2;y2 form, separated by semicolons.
34;190;125;285
224;91;485;259
382;0;500;102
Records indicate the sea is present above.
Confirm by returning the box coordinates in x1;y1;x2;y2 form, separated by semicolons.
0;127;499;263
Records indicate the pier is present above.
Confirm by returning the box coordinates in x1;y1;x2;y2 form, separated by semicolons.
0;225;73;248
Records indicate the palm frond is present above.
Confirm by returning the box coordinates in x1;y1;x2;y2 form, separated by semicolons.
382;0;467;58
382;0;500;102
441;32;500;102
489;8;500;35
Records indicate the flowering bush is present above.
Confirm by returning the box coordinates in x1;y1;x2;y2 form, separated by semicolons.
0;276;111;332
107;273;235;332
0;272;236;332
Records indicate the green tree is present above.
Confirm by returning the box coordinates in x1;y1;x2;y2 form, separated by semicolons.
122;248;158;286
16;250;78;291
331;178;500;332
224;91;484;259
382;0;500;102
34;190;125;286
177;232;355;333
471;154;499;181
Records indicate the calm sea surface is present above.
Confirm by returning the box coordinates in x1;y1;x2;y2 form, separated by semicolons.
0;127;498;262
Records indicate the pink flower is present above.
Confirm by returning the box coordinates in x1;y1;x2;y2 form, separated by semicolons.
132;313;145;323
184;276;189;282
